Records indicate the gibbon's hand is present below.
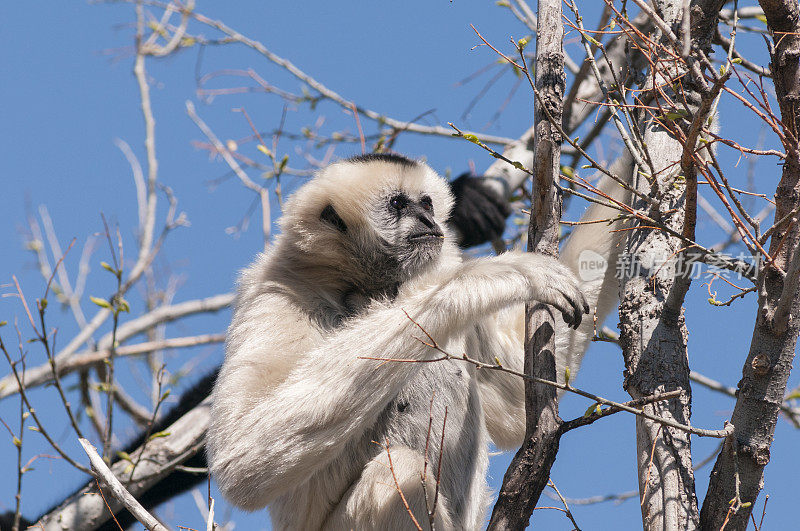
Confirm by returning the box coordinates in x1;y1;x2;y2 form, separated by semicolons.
448;173;512;248
513;253;589;329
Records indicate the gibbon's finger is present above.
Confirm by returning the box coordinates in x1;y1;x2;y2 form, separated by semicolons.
568;303;582;329
551;282;586;330
562;290;583;329
545;291;579;329
572;289;590;325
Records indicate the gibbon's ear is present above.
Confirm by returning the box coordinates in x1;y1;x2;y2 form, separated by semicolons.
320;204;348;233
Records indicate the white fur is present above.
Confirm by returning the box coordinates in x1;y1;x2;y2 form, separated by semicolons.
207;156;628;529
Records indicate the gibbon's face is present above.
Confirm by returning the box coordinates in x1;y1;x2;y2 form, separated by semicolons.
367;187;445;279
281;154;454;292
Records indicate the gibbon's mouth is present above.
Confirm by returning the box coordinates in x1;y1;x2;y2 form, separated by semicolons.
408;230;444;241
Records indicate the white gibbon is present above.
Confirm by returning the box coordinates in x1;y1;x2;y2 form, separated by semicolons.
207;153;626;529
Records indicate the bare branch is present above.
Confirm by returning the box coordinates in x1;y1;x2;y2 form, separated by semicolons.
78;438;170;531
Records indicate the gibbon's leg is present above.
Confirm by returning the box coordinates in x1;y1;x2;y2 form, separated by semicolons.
322;446;454;531
209;252;587;510
475;155;634;450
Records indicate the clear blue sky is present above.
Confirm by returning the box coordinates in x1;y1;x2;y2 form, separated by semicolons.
0;1;795;529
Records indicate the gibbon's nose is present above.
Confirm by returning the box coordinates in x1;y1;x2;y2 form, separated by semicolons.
409;207;443;239
418;210;436;229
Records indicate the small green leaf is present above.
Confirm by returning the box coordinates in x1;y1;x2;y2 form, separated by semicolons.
493;356;503;367
38;298;48;311
0;321;7;327
160;389;171;402
12;436;21;448
511;161;526;171
149;431;170;441
257;144;272;158
785;390;800;400
90;296;112;310
517;37;529;50
584;35;601;47
117;298;130;313
101;261;116;274
564;367;571;386
755;14;767;24
495;0;510;6
279;154;289;172
560;165;574;178
731;58;742;65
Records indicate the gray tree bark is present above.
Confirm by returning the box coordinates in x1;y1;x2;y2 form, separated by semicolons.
487;0;565;527
700;0;800;528
619;1;703;529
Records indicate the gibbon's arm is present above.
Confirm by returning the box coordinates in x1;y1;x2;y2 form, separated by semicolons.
475;159;634;449
208;252;587;511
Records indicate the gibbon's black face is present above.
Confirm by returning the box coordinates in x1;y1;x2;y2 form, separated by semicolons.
369;189;445;281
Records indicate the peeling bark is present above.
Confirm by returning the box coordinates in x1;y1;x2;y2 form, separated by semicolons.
700;1;800;528
618;2;706;528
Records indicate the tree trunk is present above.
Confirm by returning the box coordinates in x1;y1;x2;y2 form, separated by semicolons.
619;1;700;528
487;0;565;527
700;0;800;528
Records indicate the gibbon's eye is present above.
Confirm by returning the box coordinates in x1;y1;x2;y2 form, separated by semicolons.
420;195;433;212
389;194;409;211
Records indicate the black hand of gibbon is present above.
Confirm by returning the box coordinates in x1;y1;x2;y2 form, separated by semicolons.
447;173;512;248
8;173;510;530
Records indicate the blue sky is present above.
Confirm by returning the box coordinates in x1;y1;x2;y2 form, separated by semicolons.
0;1;795;529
